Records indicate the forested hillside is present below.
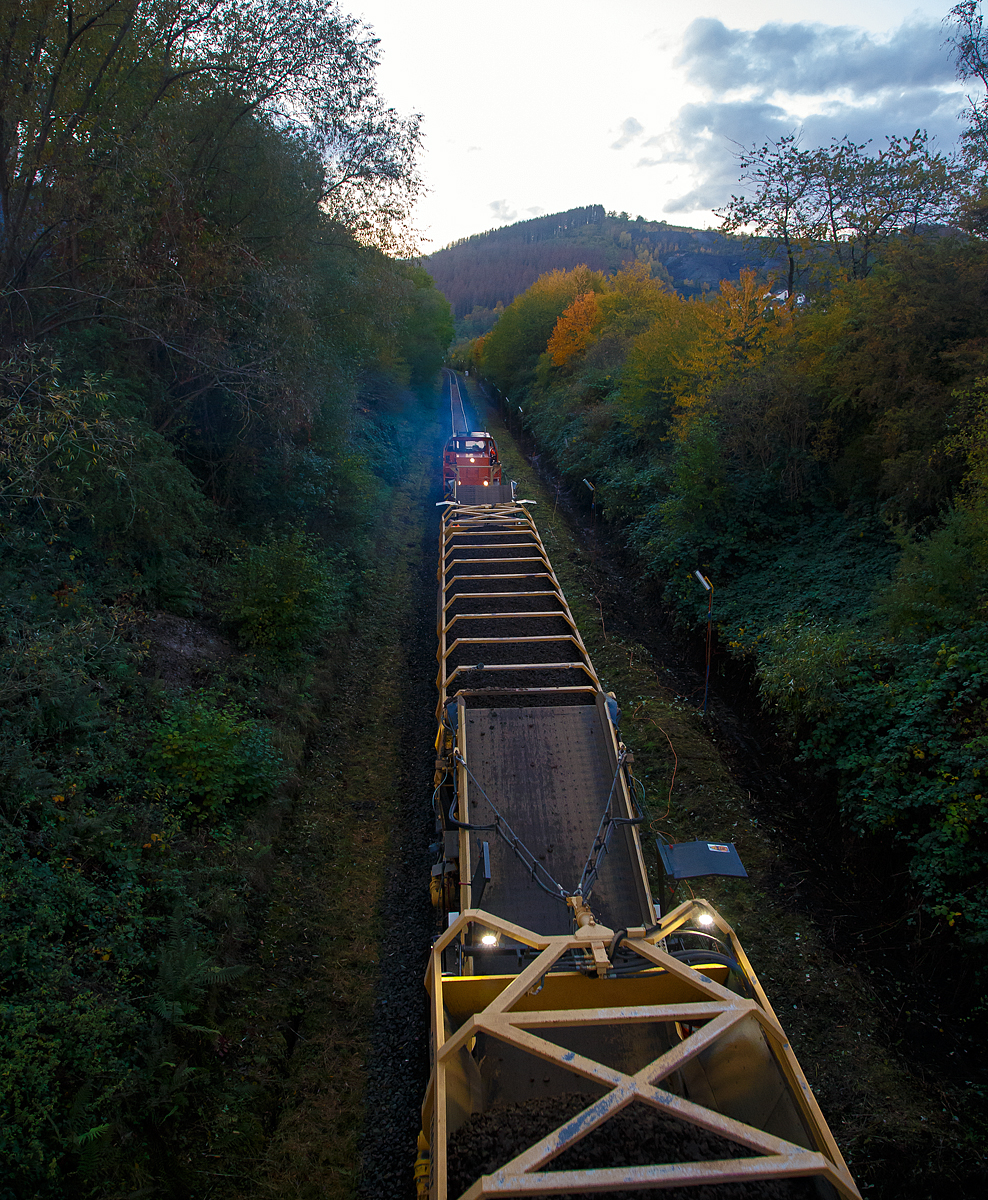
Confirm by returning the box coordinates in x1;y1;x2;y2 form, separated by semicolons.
425;206;772;335
460;83;988;964
0;3;451;1195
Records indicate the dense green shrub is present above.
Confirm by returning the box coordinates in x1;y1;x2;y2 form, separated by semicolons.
0;826;143;1192
0;354;137;525
874;506;988;637
797;628;988;943
755;617;863;721
0;778;260;1196
149;694;282;815
0;575;138;781
225;530;349;656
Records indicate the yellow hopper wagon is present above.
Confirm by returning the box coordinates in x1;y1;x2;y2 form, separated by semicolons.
418;372;860;1200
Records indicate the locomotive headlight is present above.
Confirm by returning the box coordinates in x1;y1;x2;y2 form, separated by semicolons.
480;933;498;946
697;913;714;927
482;480;489;486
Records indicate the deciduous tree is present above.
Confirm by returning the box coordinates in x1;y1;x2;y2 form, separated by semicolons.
479;266;605;394
717;134;814;296
947;1;988;169
718;132;963;283
0;1;421;340
547;291;602;367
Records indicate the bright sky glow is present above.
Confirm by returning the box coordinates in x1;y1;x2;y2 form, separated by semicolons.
353;1;968;250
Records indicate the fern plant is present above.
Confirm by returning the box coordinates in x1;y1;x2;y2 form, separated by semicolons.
153;915;248;1034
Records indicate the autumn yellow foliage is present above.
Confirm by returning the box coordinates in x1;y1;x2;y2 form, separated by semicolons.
547;291;602;366
668;269;795;441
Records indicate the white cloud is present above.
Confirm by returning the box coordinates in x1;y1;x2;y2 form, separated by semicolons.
611;117;645;150
677;17;955;97
488;199;518;224
658;17;965;214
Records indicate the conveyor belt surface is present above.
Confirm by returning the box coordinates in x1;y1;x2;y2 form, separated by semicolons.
462;704;651;934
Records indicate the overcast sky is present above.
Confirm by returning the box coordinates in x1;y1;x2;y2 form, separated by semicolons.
352;1;970;250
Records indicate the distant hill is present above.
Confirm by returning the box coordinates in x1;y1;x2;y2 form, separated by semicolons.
424;205;780;337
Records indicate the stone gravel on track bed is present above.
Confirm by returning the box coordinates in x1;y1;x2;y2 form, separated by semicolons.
358;394;449;1200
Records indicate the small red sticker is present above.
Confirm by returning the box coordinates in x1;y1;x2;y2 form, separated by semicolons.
708;843;730;853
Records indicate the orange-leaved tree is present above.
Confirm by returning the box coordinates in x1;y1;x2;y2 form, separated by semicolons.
547;291;602;367
547;262;676;372
480;266;606;394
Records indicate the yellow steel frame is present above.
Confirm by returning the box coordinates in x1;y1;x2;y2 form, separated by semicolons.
436;503;599;718
422;902;861;1200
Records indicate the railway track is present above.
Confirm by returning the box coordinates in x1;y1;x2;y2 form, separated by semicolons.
447;368;469;435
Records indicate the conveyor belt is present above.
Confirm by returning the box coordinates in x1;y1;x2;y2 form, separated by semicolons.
437;496;654;935
461;703;652;933
447;369;468;434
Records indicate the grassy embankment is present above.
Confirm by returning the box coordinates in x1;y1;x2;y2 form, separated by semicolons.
463;376;971;1198
185;384;441;1200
